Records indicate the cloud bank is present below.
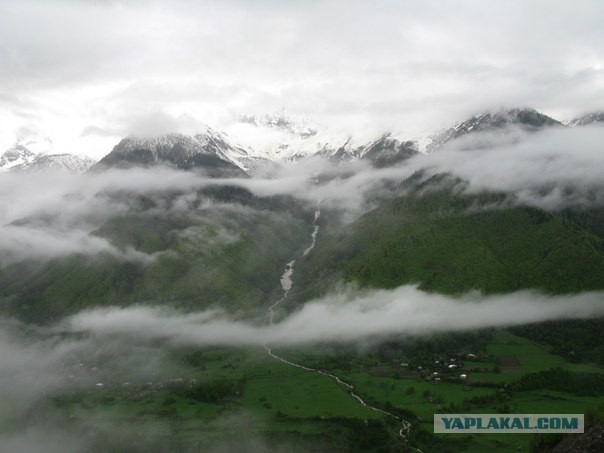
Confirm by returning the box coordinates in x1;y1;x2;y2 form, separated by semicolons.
65;285;604;346
1;284;602;405
405;125;604;209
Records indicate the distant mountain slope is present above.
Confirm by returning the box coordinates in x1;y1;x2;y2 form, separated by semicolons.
569;111;604;127
0;187;313;323
20;153;95;173
356;134;420;167
0;144;95;174
314;133;420;167
428;108;563;151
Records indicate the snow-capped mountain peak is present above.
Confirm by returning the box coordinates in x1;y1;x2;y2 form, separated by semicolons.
239;112;318;139
426;107;562;151
22;154;95;173
0;141;96;174
0;145;37;171
228;114;364;163
92;128;263;176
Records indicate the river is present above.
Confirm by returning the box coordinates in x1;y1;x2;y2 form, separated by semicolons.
263;201;421;451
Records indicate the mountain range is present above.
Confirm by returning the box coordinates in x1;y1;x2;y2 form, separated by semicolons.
2;107;603;175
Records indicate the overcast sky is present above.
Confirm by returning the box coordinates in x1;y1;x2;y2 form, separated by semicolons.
1;0;603;158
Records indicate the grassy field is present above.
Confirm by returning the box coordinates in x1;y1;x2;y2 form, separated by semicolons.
485;330;604;374
266;329;604;452
6;327;600;452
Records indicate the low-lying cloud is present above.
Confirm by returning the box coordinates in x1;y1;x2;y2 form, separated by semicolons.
405;125;604;209
0;168;255;264
0;224;156;264
65;285;604;346
2;284;603;406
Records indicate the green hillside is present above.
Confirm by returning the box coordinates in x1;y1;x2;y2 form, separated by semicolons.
292;175;604;302
0;187;313;323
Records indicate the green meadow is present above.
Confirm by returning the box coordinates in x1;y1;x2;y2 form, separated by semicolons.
10;327;600;452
